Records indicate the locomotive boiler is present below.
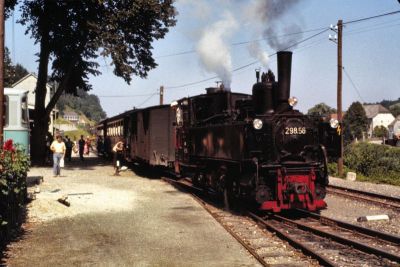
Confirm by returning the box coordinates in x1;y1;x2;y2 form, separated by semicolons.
172;51;341;212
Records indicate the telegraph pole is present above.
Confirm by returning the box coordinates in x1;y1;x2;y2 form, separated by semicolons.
0;0;5;145
337;20;344;177
329;19;344;177
159;86;164;105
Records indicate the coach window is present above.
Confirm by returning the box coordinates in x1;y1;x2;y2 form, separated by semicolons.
21;96;29;127
9;99;18;127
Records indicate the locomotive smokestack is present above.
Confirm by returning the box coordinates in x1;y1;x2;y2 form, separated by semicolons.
277;51;292;110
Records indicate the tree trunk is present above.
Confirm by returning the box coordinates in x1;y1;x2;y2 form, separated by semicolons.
31;6;50;166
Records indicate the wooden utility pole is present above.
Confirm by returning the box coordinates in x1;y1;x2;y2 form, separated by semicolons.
337;19;344;177
0;0;5;145
159;86;164;105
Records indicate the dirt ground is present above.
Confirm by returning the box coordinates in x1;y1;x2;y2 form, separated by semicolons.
2;156;260;267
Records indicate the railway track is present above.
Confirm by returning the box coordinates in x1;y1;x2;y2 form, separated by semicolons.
250;209;400;266
327;184;400;210
162;177;318;267
163;177;400;266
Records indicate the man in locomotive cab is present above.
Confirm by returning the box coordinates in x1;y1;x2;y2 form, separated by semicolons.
113;138;124;176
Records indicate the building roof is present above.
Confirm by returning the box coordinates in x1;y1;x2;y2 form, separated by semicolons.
363;104;391;119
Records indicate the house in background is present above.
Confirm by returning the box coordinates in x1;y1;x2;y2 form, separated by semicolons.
363;104;395;138
63;111;79;124
11;73;58;134
388;115;400;139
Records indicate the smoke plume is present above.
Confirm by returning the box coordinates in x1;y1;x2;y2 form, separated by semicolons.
245;0;303;51
196;12;238;88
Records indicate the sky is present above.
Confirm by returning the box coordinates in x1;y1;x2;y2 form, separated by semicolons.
5;0;400;117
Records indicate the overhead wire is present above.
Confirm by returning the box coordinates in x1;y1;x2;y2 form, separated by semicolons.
154;26;328;59
98;9;400;99
343;10;400;25
342;66;365;103
137;92;158;107
165;28;330;89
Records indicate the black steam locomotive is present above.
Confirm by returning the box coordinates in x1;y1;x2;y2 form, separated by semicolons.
97;51;341;212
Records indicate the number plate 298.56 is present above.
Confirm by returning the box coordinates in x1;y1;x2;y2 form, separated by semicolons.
285;127;306;135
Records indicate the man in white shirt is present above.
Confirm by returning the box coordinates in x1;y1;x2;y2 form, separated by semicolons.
50;135;66;177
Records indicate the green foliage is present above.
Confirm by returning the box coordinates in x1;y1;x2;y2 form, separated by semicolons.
373;125;388;138
379;97;400;110
57;89;106;122
5;0;18;19
0;140;30;243
343;102;368;143
389;104;400;118
4;47;29;87
19;0;177;93
342;142;400;186
307;103;336;117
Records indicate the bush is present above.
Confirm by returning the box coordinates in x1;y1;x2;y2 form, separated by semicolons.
341;142;400;185
0;140;30;245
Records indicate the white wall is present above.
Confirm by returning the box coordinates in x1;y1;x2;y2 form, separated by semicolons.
372;113;395;130
12;74;54;133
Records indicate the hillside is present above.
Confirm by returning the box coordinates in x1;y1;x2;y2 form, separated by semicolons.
378;98;400;117
57;89;106;122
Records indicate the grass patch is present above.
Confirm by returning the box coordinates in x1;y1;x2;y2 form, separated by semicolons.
64;129;90;141
54;117;72;124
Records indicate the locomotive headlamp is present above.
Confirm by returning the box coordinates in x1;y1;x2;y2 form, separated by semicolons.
330;118;339;129
288;96;298;107
253;119;263;130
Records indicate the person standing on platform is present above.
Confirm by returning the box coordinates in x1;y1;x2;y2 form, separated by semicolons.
65;137;73;162
78;135;86;161
113;139;124;176
50;135;66;177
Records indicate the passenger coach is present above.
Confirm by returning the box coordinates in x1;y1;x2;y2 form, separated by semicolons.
4;88;30;154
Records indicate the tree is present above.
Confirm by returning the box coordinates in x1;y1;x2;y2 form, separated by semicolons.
389;105;400;118
343;101;368;142
57;89;106;122
307;103;337;117
16;0;176;164
4;47;29;87
373;125;388;138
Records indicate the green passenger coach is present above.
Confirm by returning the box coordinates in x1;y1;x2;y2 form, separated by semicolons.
4;88;30;154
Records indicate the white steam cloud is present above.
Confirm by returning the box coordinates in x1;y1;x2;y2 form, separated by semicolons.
177;0;304;89
248;42;269;67
196;12;238;89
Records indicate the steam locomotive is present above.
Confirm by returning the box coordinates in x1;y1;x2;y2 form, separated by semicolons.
97;51;341;212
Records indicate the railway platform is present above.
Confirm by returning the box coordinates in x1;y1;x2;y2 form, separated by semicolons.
2;155;261;267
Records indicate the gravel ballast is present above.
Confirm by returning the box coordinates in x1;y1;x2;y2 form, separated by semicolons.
321;176;400;235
